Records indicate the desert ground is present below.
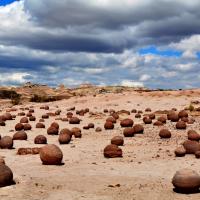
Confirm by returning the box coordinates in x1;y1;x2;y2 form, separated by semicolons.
1;89;200;200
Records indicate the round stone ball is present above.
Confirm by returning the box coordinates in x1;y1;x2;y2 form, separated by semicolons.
0;165;13;187
178;110;188;119
20;117;29;124
42;114;49;119
133;124;144;134
34;135;47;144
183;140;200;154
135;113;141;118
131;109;137;113
58;133;71;144
157;116;167;123
0;136;13;149
71;127;82;138
123;127;134;137
13;131;27;140
159;129;171;139
40;144;63;165
51;122;59;130
145;108;151;112
195;151;200;159
169;113;179;122
104;121;114;130
148;113;155;120
176;121;187;129
15;123;24;131
111;136;124;146
143;117;152;124
47;126;59;135
29;116;36;121
0;121;6;126
3;113;12;121
106;117;116;124
69;117;80;124
172;169;200;193
174;146;186;157
88;123;95;129
24;124;32;131
103;144;122;158
60;128;73;137
188;130;200;141
36;123;45;128
95;127;102;132
153;121;163;126
120;118;134;127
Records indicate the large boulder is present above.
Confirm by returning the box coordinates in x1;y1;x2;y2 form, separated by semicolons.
172;169;200;193
40;144;63;165
0;136;13;149
0;165;13;187
103;144;122;158
120;119;134;127
111;136;124;146
13;131;27;140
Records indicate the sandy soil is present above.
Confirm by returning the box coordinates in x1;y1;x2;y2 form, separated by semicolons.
0;91;200;200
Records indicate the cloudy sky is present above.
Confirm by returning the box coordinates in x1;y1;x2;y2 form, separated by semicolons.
0;0;200;89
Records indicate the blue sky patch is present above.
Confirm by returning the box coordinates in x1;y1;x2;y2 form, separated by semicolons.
0;0;18;6
139;46;182;57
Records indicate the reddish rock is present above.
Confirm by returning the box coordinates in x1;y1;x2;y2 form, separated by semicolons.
178;110;188;118
15;123;24;131
135;113;141;118
157;116;167;123
143;117;152;124
104;121;114;130
123;128;134;137
60;129;73;137
188;130;200;141
0;165;13;187
183;140;200;154
159;129;171;138
0;136;13;149
47;126;59;135
36;122;45;128
69;117;80;124
120;119;134;127
40;144;63;165
58;133;71;144
13;131;27;140
145;108;151;112
106;117;116;124
176;121;187;129
133;124;144;134
174;146;186;157
172;169;200;193
29;116;36;121
71;127;82;138
34;135;47;144
111;136;124;146
149;113;155;119
42;114;49;119
50;122;59;130
153;121;163;126
24;123;32;131
88;123;95;129
95;127;102;132
104;144;122;158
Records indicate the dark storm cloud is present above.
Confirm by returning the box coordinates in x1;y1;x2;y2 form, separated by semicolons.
0;54;52;70
1;0;200;53
24;0;200;42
